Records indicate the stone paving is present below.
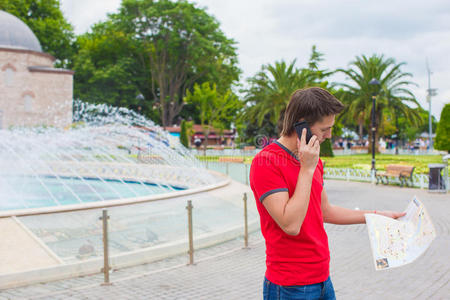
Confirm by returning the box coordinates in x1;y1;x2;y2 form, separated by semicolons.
1;180;449;299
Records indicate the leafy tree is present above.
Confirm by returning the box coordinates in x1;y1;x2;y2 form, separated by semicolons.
179;119;189;148
72;21;156;119
320;139;334;157
337;54;421;153
0;0;75;67
435;104;450;152
308;45;333;83
116;0;240;126
239;113;279;147
378;106;434;151
184;82;243;153
241;47;338;143
243;59;315;128
184;120;195;141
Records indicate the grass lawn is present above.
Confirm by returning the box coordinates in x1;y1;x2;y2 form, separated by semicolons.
197;154;445;174
318;154;443;174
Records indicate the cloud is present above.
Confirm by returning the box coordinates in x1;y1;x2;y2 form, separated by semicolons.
60;0;449;119
61;0;122;34
269;0;450;40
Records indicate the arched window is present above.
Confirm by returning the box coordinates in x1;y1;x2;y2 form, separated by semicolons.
24;94;33;112
4;68;14;86
2;64;16;87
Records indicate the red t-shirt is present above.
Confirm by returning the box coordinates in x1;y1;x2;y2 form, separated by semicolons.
250;141;329;286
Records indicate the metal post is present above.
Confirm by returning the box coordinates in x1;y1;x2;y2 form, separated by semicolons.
243;193;249;248
186;200;194;265
226;162;229;175
426;61;437;152
245;162;249;185
371;94;376;172
100;209;111;285
428;93;433;151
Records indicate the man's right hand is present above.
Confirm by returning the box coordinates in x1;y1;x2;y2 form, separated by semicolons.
297;128;320;171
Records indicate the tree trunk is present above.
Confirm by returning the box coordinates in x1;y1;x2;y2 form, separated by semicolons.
203;126;210;156
395;110;399;155
358;121;364;142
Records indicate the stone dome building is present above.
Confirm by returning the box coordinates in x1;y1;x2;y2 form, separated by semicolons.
0;10;73;129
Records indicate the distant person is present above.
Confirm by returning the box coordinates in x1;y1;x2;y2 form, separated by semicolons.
347;139;352;149
194;136;202;148
250;87;405;300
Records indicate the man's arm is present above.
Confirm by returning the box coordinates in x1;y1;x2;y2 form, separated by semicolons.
321;188;405;224
262;167;315;235
262;130;320;236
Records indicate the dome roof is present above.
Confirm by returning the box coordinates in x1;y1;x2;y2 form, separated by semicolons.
0;10;42;52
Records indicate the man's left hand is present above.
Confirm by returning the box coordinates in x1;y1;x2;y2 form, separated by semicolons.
376;210;406;219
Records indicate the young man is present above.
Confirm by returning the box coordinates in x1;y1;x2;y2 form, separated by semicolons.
249;87;405;300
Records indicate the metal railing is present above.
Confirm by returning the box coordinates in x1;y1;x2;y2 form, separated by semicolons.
98;193;250;284
323;167;430;189
190;148;260;157
202;160;433;190
190;148;444;157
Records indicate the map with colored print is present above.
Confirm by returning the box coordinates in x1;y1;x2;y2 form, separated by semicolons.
365;196;436;270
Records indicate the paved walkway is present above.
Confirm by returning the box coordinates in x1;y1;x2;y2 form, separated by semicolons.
1;180;449;299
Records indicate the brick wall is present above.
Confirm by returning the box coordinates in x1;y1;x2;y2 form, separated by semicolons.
0;49;73;129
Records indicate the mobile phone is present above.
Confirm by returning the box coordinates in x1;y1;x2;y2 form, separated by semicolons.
294;121;313;144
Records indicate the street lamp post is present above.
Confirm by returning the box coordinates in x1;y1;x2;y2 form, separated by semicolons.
426;61;437;152
427;88;437;151
369;78;380;174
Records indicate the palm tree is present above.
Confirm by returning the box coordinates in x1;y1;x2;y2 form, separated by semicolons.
338;54;421;153
243;59;319;127
383;89;422;153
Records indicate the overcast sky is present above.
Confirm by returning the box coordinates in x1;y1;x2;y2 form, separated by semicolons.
60;0;450;120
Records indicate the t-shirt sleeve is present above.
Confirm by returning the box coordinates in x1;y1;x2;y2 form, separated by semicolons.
250;153;288;203
318;158;324;186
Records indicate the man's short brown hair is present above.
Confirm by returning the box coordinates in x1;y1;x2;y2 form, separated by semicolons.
280;87;344;136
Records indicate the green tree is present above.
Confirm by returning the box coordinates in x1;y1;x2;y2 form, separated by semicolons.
241;47;336;143
337;54;421;153
320;139;334;157
117;0;240;127
179;119;189;148
435;104;450;152
393;106;436;143
308;45;333;83
72;21;156;119
184;82;243;153
243;59;315;128
0;0;75;67
184;120;195;143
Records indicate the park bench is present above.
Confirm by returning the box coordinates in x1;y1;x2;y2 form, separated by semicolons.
376;164;415;187
218;157;244;163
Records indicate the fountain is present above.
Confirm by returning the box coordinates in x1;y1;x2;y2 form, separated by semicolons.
0;101;222;214
0;101;257;289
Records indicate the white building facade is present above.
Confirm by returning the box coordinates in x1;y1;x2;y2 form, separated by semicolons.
0;10;73;129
